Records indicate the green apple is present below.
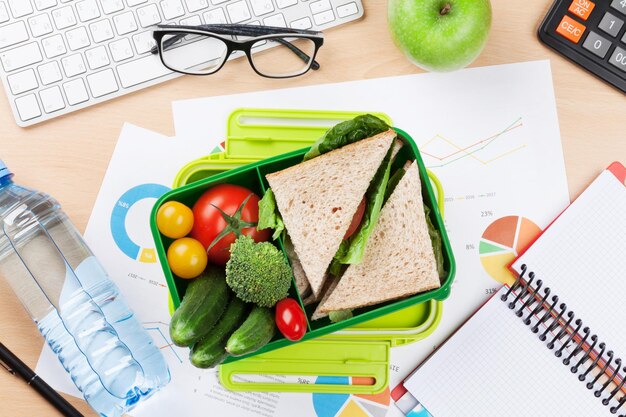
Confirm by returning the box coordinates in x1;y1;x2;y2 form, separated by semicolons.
388;0;492;72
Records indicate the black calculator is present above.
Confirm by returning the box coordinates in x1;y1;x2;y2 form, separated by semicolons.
539;0;626;94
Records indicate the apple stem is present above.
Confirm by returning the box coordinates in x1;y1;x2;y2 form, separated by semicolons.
440;3;451;15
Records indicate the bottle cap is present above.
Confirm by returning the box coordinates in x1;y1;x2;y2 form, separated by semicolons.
0;160;13;181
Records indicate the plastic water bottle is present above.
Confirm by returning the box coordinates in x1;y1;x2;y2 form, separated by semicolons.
0;161;170;417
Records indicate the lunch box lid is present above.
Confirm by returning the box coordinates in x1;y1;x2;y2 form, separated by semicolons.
155;109;454;395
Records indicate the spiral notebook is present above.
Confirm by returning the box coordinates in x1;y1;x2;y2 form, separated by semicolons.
401;162;626;417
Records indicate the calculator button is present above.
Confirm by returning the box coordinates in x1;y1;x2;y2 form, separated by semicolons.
608;46;626;72
598;12;624;37
610;0;626;15
582;31;611;58
556;15;586;44
568;0;595;21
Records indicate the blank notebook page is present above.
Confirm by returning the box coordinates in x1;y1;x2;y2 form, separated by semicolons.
403;286;609;416
511;169;626;352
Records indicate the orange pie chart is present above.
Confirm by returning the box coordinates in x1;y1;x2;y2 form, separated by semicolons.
479;216;541;285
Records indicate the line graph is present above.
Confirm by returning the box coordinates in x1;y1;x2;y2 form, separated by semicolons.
419;118;526;169
144;321;183;364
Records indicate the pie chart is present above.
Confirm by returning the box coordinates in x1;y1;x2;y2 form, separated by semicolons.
479;216;541;285
312;376;390;417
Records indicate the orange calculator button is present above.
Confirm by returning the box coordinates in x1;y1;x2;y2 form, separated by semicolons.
556;15;586;44
568;0;595;21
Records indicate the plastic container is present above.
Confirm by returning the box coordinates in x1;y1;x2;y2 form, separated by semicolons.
151;110;455;363
0;161;170;417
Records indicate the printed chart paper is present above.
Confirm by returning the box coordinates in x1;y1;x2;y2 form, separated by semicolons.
172;60;571;417
36;61;570;417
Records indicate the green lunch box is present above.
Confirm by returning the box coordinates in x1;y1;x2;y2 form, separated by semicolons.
150;109;456;394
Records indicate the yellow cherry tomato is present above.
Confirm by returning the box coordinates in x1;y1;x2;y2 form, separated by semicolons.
167;237;207;279
157;201;194;239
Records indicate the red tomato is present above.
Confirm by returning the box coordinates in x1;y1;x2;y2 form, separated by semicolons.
275;298;307;341
190;184;270;266
344;197;367;240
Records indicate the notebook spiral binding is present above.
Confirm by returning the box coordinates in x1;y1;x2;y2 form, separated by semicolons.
501;264;626;415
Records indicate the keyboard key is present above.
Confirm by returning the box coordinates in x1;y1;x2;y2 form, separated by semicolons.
37;61;63;84
76;0;100;22
276;0;296;9
137;4;161;27
0;2;9;23
568;0;594;21
609;46;626;72
66;26;91;50
127;0;148;5
109;37;133;61
179;15;202;39
203;8;227;23
310;0;330;14
160;0;185;20
180;14;201;25
42;34;66;58
101;0;124;14
8;0;33;18
61;53;86;76
611;0;626;15
39;85;65;112
337;2;358;18
185;0;208;12
0;42;42;72
132;30;155;54
15;94;41;121
34;0;57;10
7;68;38;94
212;0;230;5
263;13;286;27
117;54;171;88
313;9;334;25
0;21;29;49
86;68;118;97
63;78;89;105
85;45;110;69
28;14;54;37
290;16;311;29
113;11;138;35
227;0;251;23
582;31;611;58
250;0;274;16
52;6;77;29
556;15;585;43
89;19;115;43
598;12;624;37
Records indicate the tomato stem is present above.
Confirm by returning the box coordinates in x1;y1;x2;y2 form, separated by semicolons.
206;194;257;252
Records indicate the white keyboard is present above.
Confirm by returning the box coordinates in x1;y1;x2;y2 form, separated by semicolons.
0;0;363;127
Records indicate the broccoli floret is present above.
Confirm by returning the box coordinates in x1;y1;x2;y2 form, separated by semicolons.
225;235;292;307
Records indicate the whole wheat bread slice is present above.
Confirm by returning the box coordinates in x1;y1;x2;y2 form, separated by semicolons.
316;161;441;314
266;130;396;297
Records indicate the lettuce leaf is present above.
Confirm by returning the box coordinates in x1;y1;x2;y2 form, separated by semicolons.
424;204;446;281
303;114;390;161
331;143;394;267
257;188;284;241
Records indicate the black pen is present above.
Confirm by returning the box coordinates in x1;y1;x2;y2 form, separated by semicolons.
0;342;84;417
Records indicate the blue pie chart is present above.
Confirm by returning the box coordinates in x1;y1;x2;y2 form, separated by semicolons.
110;183;170;263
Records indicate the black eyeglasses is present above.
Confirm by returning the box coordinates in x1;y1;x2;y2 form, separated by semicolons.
152;24;324;79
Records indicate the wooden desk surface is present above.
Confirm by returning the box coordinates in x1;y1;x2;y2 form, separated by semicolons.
0;0;624;415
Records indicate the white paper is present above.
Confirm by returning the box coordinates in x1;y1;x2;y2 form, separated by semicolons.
35;60;570;417
172;60;570;417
